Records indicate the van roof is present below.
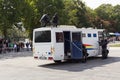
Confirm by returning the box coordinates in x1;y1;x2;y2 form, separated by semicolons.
34;25;104;31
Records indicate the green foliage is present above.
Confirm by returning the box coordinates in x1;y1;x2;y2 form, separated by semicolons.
0;0;18;38
0;0;120;40
95;4;120;32
95;4;113;20
112;5;120;31
63;0;75;25
63;0;91;27
109;44;120;47
74;0;91;27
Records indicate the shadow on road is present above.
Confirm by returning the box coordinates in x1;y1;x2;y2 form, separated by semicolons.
39;56;120;72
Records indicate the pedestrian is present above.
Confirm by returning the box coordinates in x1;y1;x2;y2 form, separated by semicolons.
99;38;109;59
26;42;29;51
14;42;17;52
0;39;3;54
16;42;20;52
30;41;32;51
3;41;7;53
82;44;88;62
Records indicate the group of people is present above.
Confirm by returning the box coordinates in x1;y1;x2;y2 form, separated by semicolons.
40;13;58;27
0;39;32;54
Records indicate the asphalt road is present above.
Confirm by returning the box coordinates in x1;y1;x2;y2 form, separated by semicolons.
0;47;120;80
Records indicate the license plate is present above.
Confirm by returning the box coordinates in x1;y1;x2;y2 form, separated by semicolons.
39;56;47;60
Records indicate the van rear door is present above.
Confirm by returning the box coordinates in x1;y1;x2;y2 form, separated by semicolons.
71;32;83;59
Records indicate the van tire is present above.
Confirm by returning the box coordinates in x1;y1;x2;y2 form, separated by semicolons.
82;56;87;63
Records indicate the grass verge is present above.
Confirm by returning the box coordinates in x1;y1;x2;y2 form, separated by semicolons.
109;44;120;47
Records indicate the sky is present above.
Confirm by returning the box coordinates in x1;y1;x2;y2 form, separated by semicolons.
82;0;120;9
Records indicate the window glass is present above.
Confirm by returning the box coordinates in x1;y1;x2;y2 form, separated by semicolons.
98;31;103;37
35;31;51;42
88;33;91;37
56;32;63;42
93;33;97;37
72;32;81;42
82;33;86;37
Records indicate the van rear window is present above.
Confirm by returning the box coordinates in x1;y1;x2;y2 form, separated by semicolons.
35;31;51;42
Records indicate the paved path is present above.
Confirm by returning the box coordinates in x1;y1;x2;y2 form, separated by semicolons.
0;47;120;80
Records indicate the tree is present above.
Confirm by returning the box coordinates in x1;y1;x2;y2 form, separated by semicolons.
1;0;120;40
0;0;16;38
94;4;114;30
112;5;120;32
0;0;29;38
95;4;120;32
63;0;75;25
95;4;113;20
63;0;90;28
25;0;65;39
85;7;98;28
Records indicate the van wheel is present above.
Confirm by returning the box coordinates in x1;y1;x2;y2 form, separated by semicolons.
82;55;87;63
54;60;61;63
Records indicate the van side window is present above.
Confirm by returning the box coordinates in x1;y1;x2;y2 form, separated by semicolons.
98;31;103;37
88;33;91;37
72;32;81;42
93;33;97;37
56;32;63;42
82;33;86;37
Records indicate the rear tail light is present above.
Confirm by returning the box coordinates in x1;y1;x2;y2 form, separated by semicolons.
48;57;53;60
34;56;38;59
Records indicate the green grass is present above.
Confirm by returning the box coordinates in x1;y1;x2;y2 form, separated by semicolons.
109;44;120;47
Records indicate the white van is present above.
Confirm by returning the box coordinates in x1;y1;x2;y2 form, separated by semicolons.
33;25;109;62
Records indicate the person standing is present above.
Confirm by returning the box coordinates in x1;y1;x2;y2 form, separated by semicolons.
0;39;3;53
26;42;29;51
99;38;109;59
